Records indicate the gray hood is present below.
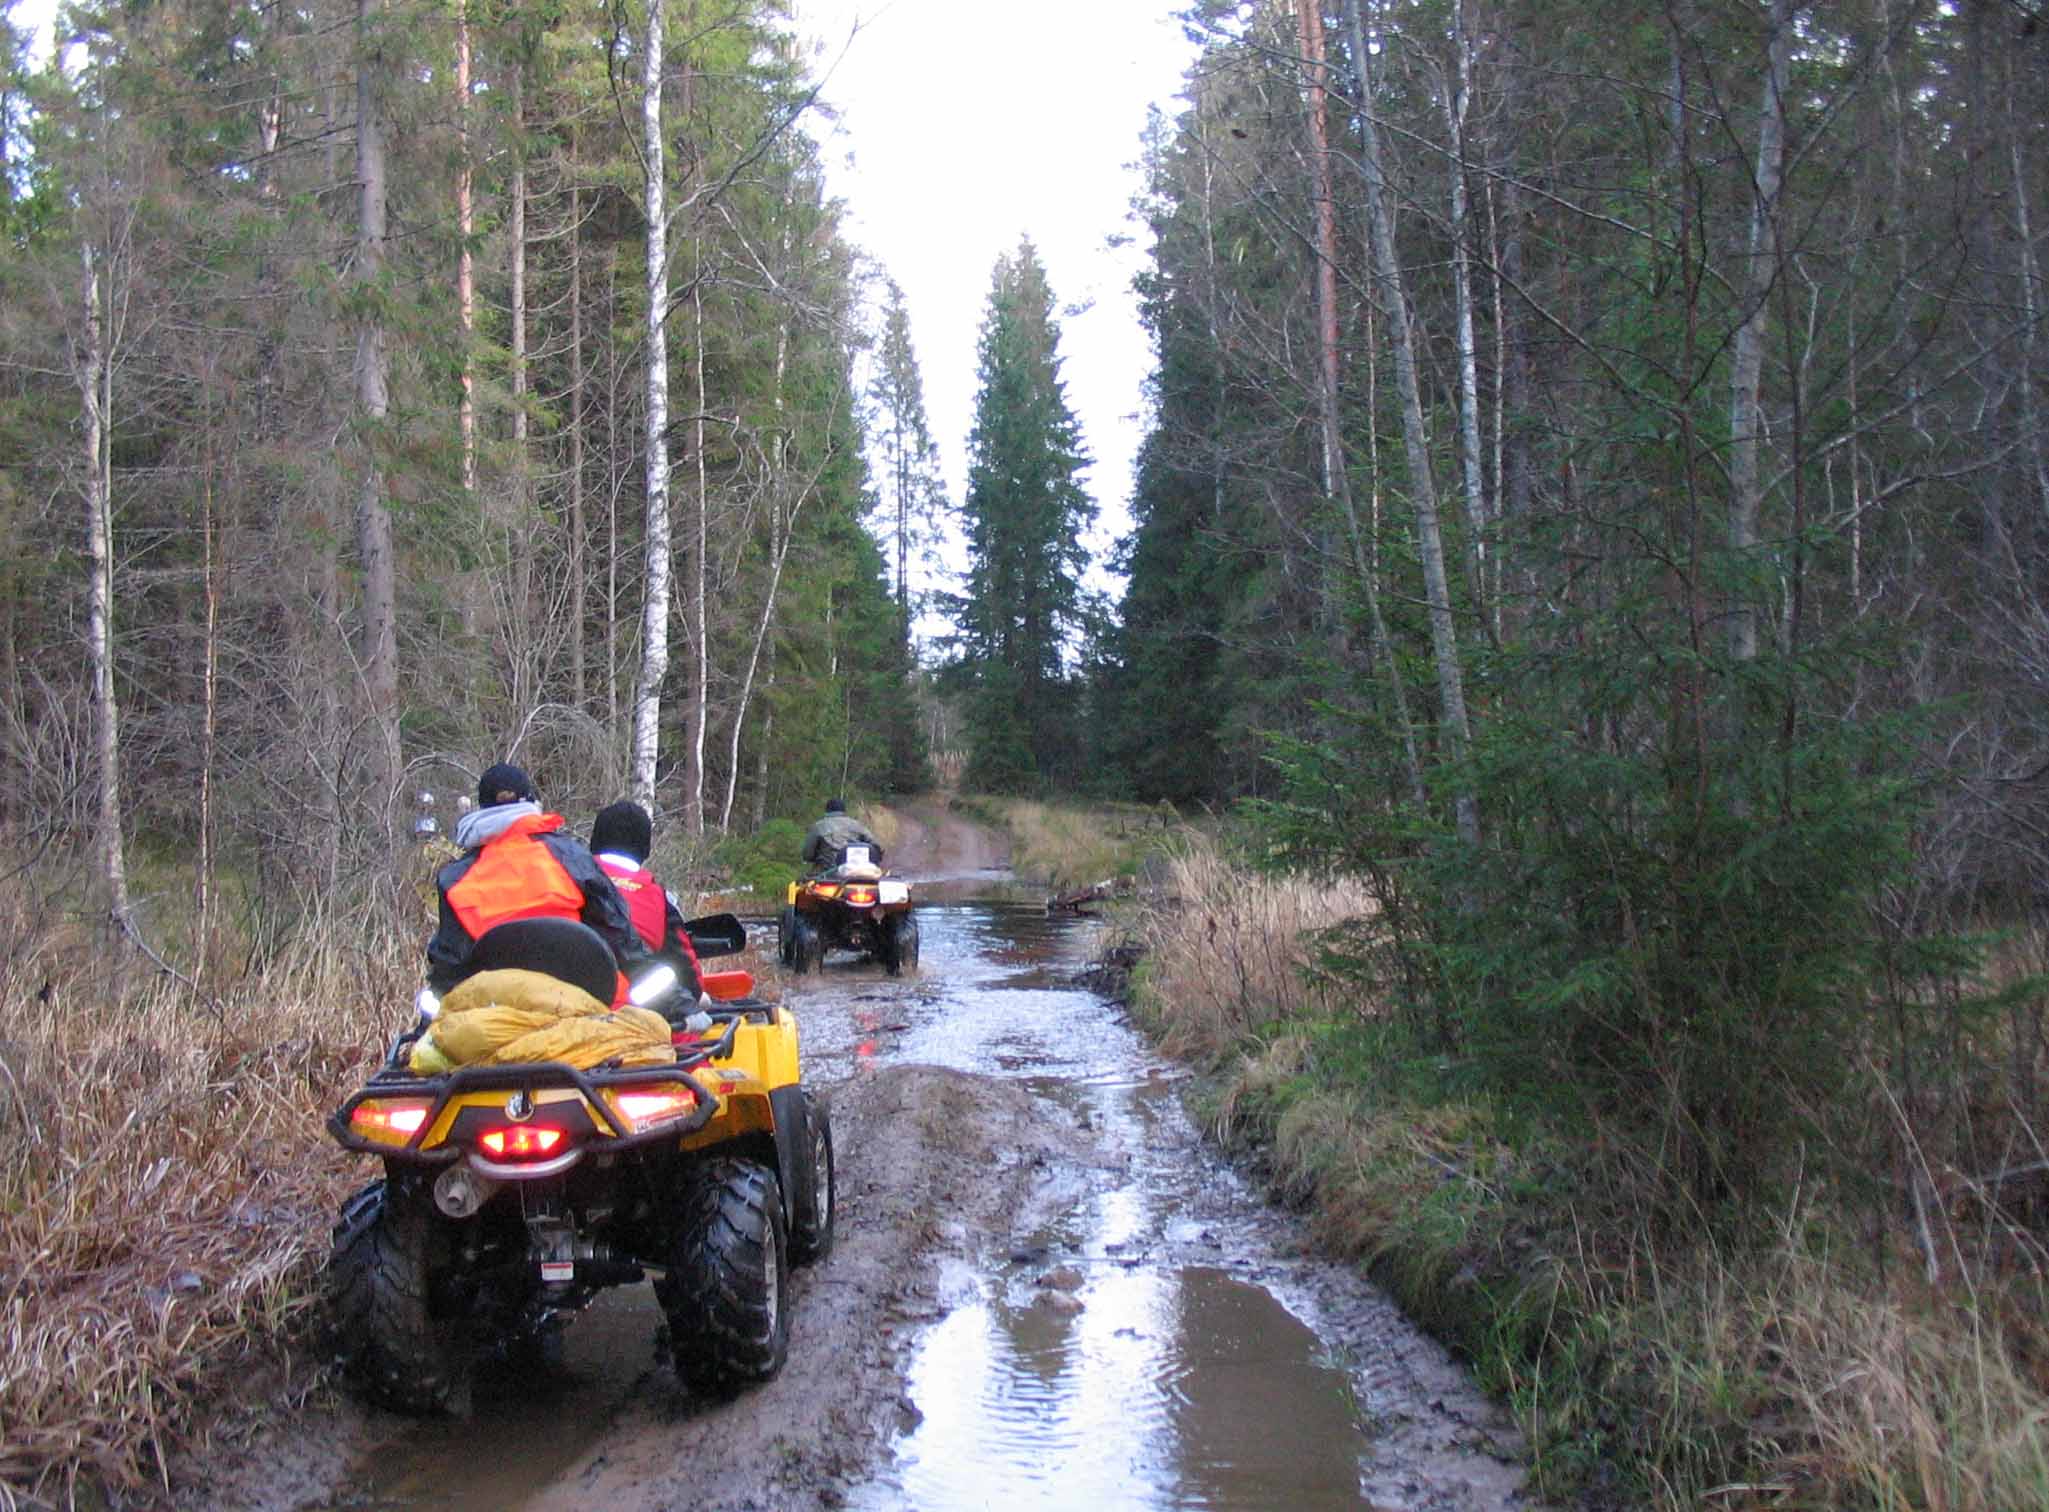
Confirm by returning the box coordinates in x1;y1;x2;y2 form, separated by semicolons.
454;800;543;851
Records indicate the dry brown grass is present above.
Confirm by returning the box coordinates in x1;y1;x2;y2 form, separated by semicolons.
1131;836;1376;1064
852;801;902;854
0;907;411;1509
969;797;1172;892
1725;1256;2049;1507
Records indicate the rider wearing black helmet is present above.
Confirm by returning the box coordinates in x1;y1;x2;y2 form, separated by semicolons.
800;797;882;875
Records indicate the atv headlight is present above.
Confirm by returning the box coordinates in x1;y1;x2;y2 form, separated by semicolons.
348;1097;434;1148
611;1086;701;1131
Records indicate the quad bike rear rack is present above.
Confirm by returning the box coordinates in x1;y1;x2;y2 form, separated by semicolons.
328;1011;745;1161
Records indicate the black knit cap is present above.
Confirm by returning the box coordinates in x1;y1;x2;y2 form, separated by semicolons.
825;797;846;814
477;762;536;808
591;799;653;863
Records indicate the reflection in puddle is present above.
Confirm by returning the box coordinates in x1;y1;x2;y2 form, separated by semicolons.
851;1265;1369;1511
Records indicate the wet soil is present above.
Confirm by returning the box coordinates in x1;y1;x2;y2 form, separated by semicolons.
170;797;1536;1511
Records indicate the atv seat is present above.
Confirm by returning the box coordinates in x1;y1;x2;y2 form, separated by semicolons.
465;917;619;1005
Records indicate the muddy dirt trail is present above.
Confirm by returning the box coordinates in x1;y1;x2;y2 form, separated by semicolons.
180;798;1535;1511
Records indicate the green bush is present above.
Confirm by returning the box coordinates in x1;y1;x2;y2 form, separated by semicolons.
715;819;807;899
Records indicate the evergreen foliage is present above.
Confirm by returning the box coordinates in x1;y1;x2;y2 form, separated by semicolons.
947;237;1096;793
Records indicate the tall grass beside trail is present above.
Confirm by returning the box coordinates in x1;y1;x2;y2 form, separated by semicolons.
0;906;413;1510
1129;838;2049;1510
961;796;1175;893
1128;841;1375;1064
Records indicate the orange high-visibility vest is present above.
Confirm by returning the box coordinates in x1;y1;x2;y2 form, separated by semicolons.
445;813;586;939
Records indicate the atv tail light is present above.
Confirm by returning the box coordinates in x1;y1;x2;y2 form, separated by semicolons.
810;882;841;899
612;1088;700;1130
349;1098;433;1147
843;885;878;906
477;1125;567;1160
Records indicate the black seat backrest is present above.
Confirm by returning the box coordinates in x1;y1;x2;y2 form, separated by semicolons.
466;917;618;1004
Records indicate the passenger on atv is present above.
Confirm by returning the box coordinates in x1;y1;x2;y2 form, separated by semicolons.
590;798;707;1007
800;796;882;876
424;761;648;998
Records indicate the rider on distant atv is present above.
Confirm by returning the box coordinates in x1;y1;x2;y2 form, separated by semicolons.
800;797;881;875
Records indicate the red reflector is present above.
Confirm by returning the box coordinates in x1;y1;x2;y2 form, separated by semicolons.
701;970;753;1001
845;887;877;905
478;1126;566;1159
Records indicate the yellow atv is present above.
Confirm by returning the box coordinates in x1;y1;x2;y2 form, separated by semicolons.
779;845;918;976
324;917;834;1415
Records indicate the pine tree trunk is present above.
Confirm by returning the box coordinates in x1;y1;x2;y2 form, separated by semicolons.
510;71;532;639
684;282;708;833
1727;0;1794;664
569;177;588;710
197;376;219;974
1299;0;1425;808
456;0;475;499
1445;0;1491;632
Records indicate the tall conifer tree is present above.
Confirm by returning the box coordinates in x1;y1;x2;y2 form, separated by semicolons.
950;237;1094;792
867;276;946;645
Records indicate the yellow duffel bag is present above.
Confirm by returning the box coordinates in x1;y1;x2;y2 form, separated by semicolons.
410;970;674;1074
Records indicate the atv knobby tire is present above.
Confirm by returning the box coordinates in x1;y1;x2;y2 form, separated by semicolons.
327;1179;473;1416
777;904;797;964
657;1157;790;1395
789;1090;836;1266
790;915;825;975
882;912;919;976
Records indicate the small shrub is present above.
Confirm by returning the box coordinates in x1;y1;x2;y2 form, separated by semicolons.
714;819;808;899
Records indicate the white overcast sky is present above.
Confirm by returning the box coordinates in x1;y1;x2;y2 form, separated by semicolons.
790;0;1199;606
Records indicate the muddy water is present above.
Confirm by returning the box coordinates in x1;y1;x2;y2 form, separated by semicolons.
796;901;1532;1512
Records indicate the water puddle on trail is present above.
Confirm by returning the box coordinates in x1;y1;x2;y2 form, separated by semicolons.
850;1261;1374;1511
792;900;1528;1512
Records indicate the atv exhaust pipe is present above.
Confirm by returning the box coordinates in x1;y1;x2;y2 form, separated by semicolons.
434;1161;503;1219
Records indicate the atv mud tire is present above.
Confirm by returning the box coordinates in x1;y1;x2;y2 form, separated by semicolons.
777;904;797;964
789;1090;836;1265
657;1157;791;1396
882;913;919;976
327;1179;473;1416
790;915;825;975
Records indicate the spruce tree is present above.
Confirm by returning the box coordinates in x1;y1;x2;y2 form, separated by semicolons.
949;237;1094;792
867;276;947;645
